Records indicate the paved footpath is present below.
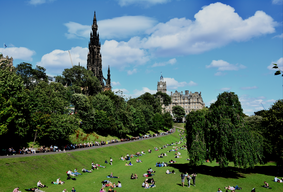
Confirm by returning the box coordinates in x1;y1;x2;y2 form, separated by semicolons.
0;128;177;159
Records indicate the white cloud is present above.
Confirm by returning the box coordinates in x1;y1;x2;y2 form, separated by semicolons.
268;57;283;70
272;0;283;5
29;0;54;5
273;33;283;38
152;58;176;67
239;95;275;115
132;87;157;97
164;77;197;90
64;16;156;39
64;22;90;39
136;2;277;56
101;40;149;69
37;46;88;75
0;47;35;61
112;81;121;86
206;60;246;71
214;71;226;76
127;68;137;75
241;86;258;90
117;0;171;7
220;87;231;91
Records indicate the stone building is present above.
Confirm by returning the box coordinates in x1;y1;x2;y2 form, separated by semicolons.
0;54;13;68
157;75;205;116
87;11;111;91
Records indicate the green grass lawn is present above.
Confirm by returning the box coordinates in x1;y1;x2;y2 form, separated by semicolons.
0;130;282;192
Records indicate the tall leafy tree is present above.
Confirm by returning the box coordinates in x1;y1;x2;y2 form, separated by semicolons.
152;113;164;132
0;66;30;147
172;105;185;122
163;112;173;130
186;109;207;166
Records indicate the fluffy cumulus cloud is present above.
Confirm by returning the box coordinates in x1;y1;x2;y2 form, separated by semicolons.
101;40;149;69
133;2;277;56
268;57;283;70
206;60;246;72
0;47;35;61
64;16;156;39
163;77;197;90
112;81;121;86
117;0;171;7
152;58;176;67
239;95;275;115
272;0;283;5
37;46;88;75
127;68;137;75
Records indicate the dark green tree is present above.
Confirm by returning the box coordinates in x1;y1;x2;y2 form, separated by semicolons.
154;91;172;106
186;109;207;166
55;66;102;96
0;66;30;147
172;105;185;122
163;112;173;130
152;113;164;132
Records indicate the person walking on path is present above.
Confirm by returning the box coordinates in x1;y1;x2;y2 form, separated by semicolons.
180;173;185;187
192;173;197;186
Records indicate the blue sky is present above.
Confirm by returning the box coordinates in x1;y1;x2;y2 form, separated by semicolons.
1;0;282;115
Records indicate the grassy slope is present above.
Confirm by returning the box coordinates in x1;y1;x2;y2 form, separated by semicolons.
1;129;282;192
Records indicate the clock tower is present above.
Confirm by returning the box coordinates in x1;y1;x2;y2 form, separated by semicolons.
157;73;167;93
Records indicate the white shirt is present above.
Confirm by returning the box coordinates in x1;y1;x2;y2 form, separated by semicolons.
118;183;122;188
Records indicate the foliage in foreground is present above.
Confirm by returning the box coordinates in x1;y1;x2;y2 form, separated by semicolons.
186;92;264;169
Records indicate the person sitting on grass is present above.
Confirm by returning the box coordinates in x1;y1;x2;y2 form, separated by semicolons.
120;156;124;161
262;181;271;189
82;167;92;173
217;188;222;192
107;172;119;178
128;161;133;166
169;159;176;163
117;181;122;188
51;178;64;185
37;180;48;188
73;168;81;175
148;149;152;153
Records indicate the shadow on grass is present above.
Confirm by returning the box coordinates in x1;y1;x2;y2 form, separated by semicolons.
168;163;278;178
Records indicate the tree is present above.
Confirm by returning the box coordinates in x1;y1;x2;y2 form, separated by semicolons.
186;92;263;168
260;100;283;167
163;112;173;130
90;93;115;117
16;63;48;90
136;92;162;114
154;91;172;106
172;106;185;122
55;66;102;96
186;109;207;166
0;67;30;147
273;63;283;76
152;113;164;132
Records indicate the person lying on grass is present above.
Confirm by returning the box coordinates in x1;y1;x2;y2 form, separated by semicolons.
82;167;92;173
225;185;242;190
37;180;48;188
136;158;142;163
91;162;98;170
169;160;177;163
96;164;106;168
274;176;283;182
107;172;119;178
51;178;64;185
166;169;171;174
